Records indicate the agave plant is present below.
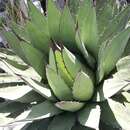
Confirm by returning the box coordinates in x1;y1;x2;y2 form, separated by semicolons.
1;0;130;129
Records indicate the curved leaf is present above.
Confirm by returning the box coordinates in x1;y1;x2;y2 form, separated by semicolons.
46;65;72;100
55;101;84;112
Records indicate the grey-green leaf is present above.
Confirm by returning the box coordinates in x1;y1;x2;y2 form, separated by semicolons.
17;101;62;121
25;22;50;55
46;65;72;100
59;6;77;50
55;101;84;112
20;43;47;79
72;71;94;101
77;0;98;56
28;1;49;35
108;99;130;130
78;104;100;130
116;55;130;71
48;113;75;130
97;27;130;82
47;0;61;40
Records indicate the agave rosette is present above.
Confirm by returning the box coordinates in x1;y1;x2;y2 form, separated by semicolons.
1;0;130;129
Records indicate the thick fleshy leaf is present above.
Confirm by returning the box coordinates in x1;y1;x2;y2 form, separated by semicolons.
102;77;128;99
59;6;77;50
0;73;23;84
100;101;120;128
75;31;96;69
3;31;27;63
77;0;98;56
55;101;84;112
21;118;51;130
16;90;45;103
46;65;72;100
97;27;130;82
68;0;80;19
49;48;57;71
78;104;100;130
99;5;130;44
62;46;86;78
25;22;50;55
54;49;73;86
21;101;62;121
108;99;130;130
116;55;130;71
72;71;94;101
28;1;49;35
96;0;120;35
0;101;28;126
0;101;27;114
20;43;47;79
10;22;30;43
47;0;61;39
0;84;32;100
48;113;75;130
21;76;56;101
94;68;130;101
0;58;41;80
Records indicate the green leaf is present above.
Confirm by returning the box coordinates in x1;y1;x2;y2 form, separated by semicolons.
21;101;62;121
28;1;49;36
21;76;56;101
46;65;73;100
77;0;98;56
54;48;73;86
75;31;96;69
0;85;32;101
116;55;130;71
16;90;45;103
55;101;84;112
0;58;41;80
49;48;57;71
59;6;77;50
20;43;47;79
48;113;75;130
10;22;30;43
0;73;23;84
102;76;128;99
26;22;50;55
72;71;94;101
47;0;61;39
108;99;130;130
21;118;51;130
96;0;117;35
3;31;27;63
78;104;100;130
97;27;130;81
0;101;27;114
95;70;130;99
100;101;120;128
68;0;80;20
99;6;130;44
62;46;86;79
